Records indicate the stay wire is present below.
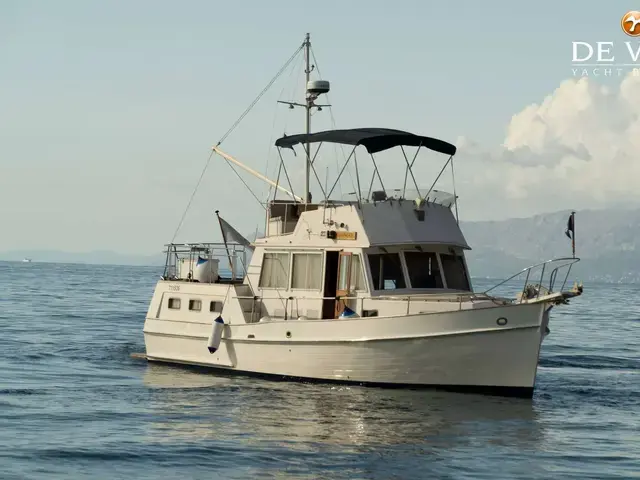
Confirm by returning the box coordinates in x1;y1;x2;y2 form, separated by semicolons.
170;42;304;241
223;158;267;209
263;53;303;203
216;43;304;147
169;150;214;243
310;46;356;197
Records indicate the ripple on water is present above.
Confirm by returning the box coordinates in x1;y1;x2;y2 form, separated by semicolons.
0;264;638;479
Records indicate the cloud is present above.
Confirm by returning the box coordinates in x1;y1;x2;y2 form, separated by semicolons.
213;73;640;223
455;72;640;220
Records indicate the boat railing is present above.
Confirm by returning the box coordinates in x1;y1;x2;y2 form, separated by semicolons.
233;291;499;321
482;257;580;302
162;242;250;282
233;258;580;320
340;187;456;208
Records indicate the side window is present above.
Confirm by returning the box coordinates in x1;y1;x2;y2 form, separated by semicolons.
367;253;406;290
189;299;202;311
259;252;290;289
168;298;181;309
338;254;351;291
209;301;223;312
350;254;366;291
440;253;471;291
291;253;322;290
404;252;443;288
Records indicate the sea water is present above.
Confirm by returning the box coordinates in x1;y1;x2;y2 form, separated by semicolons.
0;261;638;479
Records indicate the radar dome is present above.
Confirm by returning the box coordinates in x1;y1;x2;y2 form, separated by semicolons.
307;80;330;95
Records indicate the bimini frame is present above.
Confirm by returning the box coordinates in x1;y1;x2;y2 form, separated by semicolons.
273;127;460;220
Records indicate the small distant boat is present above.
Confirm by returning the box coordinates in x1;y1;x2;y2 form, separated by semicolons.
22;258;32;263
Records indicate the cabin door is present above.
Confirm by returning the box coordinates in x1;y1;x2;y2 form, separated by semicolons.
335;251;352;318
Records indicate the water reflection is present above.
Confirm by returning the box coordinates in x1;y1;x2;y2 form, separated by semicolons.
141;364;544;452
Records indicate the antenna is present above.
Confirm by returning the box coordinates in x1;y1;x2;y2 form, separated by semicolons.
277;33;331;205
304;33;311;205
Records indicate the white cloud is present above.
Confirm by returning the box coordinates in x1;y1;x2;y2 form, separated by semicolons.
454;72;640;220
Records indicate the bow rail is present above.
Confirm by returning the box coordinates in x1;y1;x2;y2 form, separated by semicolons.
482;257;581;302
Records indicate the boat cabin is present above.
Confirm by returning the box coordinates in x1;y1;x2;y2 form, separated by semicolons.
160;126;477;322
242;191;473;321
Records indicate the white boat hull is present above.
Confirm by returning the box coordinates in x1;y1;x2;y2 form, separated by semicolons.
143;301;547;397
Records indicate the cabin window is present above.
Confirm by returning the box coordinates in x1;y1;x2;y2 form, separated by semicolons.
440;253;471;291
210;301;223;312
259;252;290;289
291;253;322;290
368;253;406;290
338;254;350;291
404;252;443;288
168;298;181;309
189;299;202;311
350;254;366;291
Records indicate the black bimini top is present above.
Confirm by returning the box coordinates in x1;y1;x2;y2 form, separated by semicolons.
274;127;457;155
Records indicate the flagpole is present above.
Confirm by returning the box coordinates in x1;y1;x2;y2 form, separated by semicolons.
571;211;576;259
215;210;234;279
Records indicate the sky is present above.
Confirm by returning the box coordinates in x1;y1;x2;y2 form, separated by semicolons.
1;0;637;254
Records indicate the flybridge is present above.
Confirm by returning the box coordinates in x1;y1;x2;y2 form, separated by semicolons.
273;127;458;212
207;32;460;220
212;126;460;216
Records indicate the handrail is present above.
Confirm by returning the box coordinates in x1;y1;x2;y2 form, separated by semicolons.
230;258;580;322
233;291;507;322
162;241;250;281
232;293;495;303
482;257;580;300
162;242;250;252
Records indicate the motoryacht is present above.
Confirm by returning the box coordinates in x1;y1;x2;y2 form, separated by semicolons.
140;34;583;397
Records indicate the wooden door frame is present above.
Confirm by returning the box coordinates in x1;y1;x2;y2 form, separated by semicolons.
335;251;353;318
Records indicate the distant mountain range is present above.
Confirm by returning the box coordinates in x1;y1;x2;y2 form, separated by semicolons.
462;207;640;283
2;208;638;282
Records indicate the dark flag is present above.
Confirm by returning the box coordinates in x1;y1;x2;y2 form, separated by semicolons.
218;215;254;250
565;211;576;258
214;210;254;278
565;213;574;239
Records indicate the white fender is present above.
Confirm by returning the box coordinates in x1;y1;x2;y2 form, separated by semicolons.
207;316;225;354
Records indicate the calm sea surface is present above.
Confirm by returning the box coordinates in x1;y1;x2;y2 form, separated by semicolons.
0;261;638;479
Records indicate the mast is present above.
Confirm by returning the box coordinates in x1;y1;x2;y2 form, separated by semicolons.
304;32;311;205
274;34;330;203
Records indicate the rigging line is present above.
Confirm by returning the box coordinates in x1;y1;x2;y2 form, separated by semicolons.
216;42;304;147
310;46;357;197
262;53;302;203
277;148;297;201
451;156;460;224
171;43;302;242
222;158;267;210
266;53;304;203
169;150;214;243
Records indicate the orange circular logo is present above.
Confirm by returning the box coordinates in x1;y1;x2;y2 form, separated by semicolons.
622;11;640;36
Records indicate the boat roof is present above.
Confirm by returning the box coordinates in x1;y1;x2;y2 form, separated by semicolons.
274;127;457;155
